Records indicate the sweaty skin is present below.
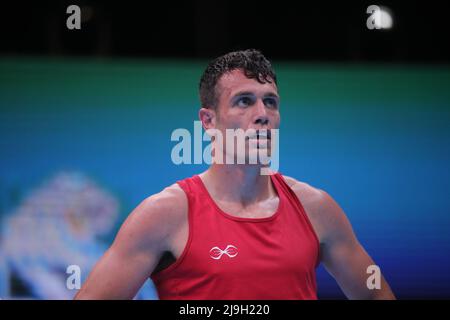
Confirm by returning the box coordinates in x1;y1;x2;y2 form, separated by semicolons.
75;70;395;300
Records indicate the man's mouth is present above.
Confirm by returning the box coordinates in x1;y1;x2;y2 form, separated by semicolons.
246;130;272;140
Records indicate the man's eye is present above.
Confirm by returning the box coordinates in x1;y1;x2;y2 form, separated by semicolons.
264;98;278;109
236;97;253;107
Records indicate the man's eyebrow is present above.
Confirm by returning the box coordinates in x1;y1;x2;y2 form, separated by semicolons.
263;92;279;99
230;91;279;99
230;91;255;99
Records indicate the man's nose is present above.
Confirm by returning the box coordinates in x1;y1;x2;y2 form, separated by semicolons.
253;99;269;126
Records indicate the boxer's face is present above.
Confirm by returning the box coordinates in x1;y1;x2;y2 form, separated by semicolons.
200;68;280;164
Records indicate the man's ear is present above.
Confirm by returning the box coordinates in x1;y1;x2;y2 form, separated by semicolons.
199;107;216;130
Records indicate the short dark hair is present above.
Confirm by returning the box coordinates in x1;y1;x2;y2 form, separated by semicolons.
199;49;277;109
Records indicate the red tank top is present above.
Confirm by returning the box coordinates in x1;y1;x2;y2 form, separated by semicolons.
150;173;320;299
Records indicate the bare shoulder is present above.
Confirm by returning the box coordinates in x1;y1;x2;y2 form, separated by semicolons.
282;175;326;207
136;182;188;226
282;175;332;217
281;175;352;244
113;182;188;252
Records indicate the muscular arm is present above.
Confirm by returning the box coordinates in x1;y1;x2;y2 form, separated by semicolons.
284;176;395;300
74;184;186;299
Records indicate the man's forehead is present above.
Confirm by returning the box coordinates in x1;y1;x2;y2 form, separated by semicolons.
218;69;278;97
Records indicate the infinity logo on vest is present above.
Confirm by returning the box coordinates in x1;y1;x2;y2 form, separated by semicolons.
209;245;238;260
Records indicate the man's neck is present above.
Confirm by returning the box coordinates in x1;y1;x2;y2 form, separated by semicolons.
200;164;275;206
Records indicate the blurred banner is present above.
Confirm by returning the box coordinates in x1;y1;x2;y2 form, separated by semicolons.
0;57;449;299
